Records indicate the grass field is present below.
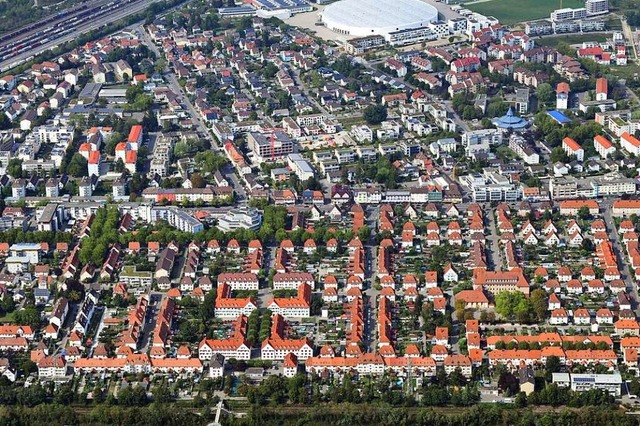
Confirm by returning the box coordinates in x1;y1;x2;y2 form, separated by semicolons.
536;33;609;48
466;0;584;25
0;313;15;323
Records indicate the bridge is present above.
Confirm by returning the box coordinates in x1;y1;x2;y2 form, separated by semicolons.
208;398;245;426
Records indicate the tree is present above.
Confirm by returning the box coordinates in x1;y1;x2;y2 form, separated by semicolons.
152;383;172;403
262;62;279;78
577;206;591;220
13;306;42;329
481;117;495;129
7;159;23;178
112;157;124;173
455;299;466;322
200;290;216;321
422;385;450;406
126;84;144;103
177;320;199;343
495;291;526;319
515;391;528;407
629;377;640;397
357;225;371;241
0;113;11;131
449;367;467;387
451;93;468;113
530;289;548;321
363;104;388;125
545;355;562;383
479;310;496;323
486;100;508;118
118;385;148;406
54;384;74;405
194;151;226;175
514;298;535;323
105;132;125;155
67;153;88;177
498;372;519;396
16;383;47;406
462;105;479;120
536;83;554;105
190;173;206;188
1;294;15;314
92;385;106;404
550;147;569;163
154;58;167;74
21;359;37;375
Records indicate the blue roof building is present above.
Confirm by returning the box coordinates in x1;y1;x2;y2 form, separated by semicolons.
492;107;530;130
547;110;572;125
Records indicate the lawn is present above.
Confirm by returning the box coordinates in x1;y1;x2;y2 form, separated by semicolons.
466;0;584;25
536;33;609;48
0;312;15;323
338;115;366;129
607;63;640;81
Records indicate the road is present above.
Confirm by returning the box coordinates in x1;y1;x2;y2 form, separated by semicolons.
256;245;276;309
484;206;503;271
363;206;379;352
626;87;640;106
443;100;470;132
481;323;594;333
360;58;416;91
87;306;106;356
419;0;464;21
621;18;639;61
289;66;331;116
138;24;248;202
602;199;639;313
139;292;163;351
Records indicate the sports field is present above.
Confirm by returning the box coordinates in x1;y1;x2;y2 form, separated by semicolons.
466;0;584;25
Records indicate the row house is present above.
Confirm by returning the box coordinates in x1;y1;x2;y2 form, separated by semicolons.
305;353;438;378
215;283;257;319
272;272;315;290
0;337;29;351
513;68;548;88
199;315;251;360
488;59;514;75
615;319;640;336
488;45;521;61
151;297;175;349
72;354;203;375
260;315;313;361
559;199;599;216
217;272;259;291
0;325;34;340
267;283;311;318
488;348;617;369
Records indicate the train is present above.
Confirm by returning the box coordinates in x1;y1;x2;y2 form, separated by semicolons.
0;0;131;48
0;3;89;44
0;0;144;68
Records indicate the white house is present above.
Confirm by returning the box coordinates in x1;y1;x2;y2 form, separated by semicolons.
443;264;458;282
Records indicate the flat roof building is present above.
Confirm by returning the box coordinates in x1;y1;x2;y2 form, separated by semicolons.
552;372;621;396
321;0;438;40
247;131;294;162
287;154;315;181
